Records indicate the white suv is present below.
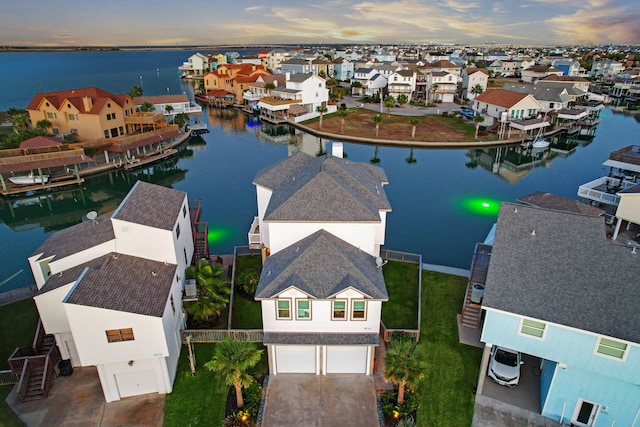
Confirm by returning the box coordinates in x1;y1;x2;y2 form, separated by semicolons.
487;346;523;387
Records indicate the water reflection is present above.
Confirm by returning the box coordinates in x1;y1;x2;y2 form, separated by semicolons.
0;158;188;233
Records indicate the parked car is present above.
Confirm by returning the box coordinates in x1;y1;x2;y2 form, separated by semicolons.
460;108;476;119
488;346;523;387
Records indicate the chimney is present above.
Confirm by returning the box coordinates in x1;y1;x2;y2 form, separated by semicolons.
332;142;344;158
82;96;93;112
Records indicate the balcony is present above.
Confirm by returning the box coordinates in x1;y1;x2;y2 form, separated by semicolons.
577;176;637;206
508;117;550;131
248;216;261;249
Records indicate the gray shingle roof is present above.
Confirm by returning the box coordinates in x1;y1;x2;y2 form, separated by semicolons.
264;332;379;345
112;181;186;231
36;257;105;295
32;211;115;259
255;230;388;300
64;252;176;317
254;153;390;222
517;192;604;216
483;202;640;343
288;73;314;83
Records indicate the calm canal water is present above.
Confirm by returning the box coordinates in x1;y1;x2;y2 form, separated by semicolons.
1;50;639;292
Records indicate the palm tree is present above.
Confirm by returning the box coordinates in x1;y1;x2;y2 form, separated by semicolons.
204;337;263;409
264;82;275;96
470;84;484;98
409;118;419;139
184;259;230;322
174;112;189;129
326;78;339;100
372;114;382;137
430;84;440;104
164;104;174;117
384;95;395;116
316;105;328;129
397;94;408;107
473;115;484;139
36;119;52;132
384;337;427;405
128;85;143;98
138;102;155;112
8;109;30;131
336;109;349;133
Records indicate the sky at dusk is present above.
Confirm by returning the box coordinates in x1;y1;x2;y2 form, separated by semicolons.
1;0;639;47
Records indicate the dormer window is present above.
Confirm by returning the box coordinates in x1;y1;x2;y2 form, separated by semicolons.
332;300;346;320
296;300;311;320
352;300;366;320
277;299;291;319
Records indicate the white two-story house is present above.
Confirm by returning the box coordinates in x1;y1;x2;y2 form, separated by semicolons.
30;181;194;402
462;68;489;100
251;148;392;375
387;70;416;100
350;68;388;97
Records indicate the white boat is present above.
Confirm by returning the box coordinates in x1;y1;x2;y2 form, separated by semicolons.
9;173;49;185
532;138;550;149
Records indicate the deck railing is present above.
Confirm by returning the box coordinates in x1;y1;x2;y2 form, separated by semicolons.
248;216;261;247
577;177;635;206
0;370;19;386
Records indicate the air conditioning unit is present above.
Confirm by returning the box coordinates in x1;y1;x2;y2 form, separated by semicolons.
184;279;198;300
70;129;78;135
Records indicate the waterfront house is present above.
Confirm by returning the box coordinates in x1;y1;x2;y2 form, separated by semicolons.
178;52;209;78
28;181;194;402
267;49;293;73
426;71;457;103
473;88;545;128
203;64;270;104
249;147;391;375
331;57;355;81
133;94;202;121
257;73;332;123
590;60;624;78
479;202;640;426
26;87;136;141
462;68;489;100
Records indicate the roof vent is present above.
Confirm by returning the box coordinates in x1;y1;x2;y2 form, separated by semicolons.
152;271;157;277
514;208;518;213
531;230;536;236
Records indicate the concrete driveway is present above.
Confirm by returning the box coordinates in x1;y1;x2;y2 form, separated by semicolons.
261;374;379;427
5;366;165;426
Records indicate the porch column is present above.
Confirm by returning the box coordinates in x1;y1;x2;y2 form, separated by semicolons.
612;218;623;240
476;344;492;396
0;175;6;192
104;151;110;163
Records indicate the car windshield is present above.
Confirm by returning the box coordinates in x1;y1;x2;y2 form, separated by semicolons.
495;349;518;367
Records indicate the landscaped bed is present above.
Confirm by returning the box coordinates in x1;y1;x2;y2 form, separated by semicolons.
305;109;496;142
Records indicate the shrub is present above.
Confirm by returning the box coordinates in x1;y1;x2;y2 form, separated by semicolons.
237;271;260;296
380;391;419;419
242;380;263;417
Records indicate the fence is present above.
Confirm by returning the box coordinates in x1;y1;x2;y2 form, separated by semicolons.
0;370;18;386
0;284;37;307
380;249;423;342
181;329;264;343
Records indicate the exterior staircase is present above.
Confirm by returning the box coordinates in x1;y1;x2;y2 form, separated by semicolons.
8;321;61;402
460;243;492;329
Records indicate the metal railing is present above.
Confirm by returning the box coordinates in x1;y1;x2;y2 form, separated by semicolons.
248;216;261;247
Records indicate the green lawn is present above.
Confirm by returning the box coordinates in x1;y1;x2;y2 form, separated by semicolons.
0;299;39;371
164;342;268;427
0;385;24;427
231;254;263;329
416;271;483;427
381;261;420;329
231;294;262;329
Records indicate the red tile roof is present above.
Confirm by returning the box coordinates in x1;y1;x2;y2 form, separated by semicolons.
27;87;131;115
19;136;61;150
474;89;530;108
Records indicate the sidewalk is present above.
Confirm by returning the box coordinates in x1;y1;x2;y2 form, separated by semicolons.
342;95;464;117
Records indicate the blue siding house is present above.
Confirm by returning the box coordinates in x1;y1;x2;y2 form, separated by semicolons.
480;202;640;426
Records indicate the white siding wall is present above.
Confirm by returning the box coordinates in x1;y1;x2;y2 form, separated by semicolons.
34;283;74;334
112;220;176;264
160;271;186;384
261;288;382;334
267;222;379;256
63;304;168;366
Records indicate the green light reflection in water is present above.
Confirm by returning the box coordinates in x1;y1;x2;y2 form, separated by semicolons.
208;226;232;245
459;196;502;216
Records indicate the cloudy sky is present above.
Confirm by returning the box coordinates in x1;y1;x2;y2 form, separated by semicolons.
1;0;639;47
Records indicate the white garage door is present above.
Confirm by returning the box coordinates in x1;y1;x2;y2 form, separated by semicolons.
115;369;159;398
326;346;367;374
275;346;316;373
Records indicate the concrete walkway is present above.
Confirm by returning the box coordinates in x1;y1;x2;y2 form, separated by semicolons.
261;374;379;427
5;367;165;427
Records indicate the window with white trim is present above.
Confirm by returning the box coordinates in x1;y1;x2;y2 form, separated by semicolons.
277;299;291;319
596;337;628;359
352;300;366;320
296;300;311;320
332;300;346;320
520;318;546;338
106;328;134;343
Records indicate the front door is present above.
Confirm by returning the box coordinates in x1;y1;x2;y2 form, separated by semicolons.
572;399;599;426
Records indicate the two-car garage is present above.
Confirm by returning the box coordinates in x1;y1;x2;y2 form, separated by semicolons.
272;345;371;375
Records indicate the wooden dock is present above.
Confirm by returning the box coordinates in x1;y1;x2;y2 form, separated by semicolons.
0;178;84;196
